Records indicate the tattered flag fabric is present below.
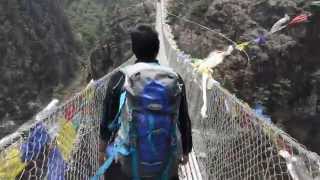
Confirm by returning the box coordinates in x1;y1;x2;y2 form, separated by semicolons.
288;14;310;27
0;147;26;179
21;123;50;161
56;118;77;161
47;148;66;180
65;102;76;121
236;42;250;51
254;35;267;45
196;45;234;118
279;150;313;180
269;14;290;34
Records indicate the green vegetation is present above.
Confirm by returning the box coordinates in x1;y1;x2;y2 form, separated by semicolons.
64;0;155;80
64;0;143;57
65;0;106;55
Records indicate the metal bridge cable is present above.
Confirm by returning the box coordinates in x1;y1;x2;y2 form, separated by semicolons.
165;10;251;62
166;11;237;46
172;0;185;7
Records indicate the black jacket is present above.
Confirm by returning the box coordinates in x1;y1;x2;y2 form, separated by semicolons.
100;59;192;155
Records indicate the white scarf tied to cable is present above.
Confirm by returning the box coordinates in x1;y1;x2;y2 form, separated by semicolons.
192;45;234;118
269;14;290;35
279;150;320;180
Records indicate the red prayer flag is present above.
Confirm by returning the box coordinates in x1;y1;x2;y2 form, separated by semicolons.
288;14;310;26
64;103;76;121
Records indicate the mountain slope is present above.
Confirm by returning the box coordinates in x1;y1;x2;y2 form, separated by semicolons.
0;0;79;138
65;0;156;80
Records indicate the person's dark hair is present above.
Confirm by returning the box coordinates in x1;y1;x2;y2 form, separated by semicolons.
130;24;160;60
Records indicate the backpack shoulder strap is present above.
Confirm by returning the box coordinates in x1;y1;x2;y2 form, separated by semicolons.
108;91;127;131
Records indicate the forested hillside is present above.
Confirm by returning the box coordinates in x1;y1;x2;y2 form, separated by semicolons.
64;0;156;80
0;0;79;138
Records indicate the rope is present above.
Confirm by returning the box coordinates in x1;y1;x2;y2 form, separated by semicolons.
166;11;237;46
165;10;251;62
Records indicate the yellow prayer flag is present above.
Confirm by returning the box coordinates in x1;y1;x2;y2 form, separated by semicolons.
0;147;26;179
197;66;213;76
236;42;250;51
86;87;95;101
56;118;77;161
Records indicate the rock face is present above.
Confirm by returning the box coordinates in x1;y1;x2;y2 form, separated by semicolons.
0;0;79;138
168;0;320;153
65;0;156;80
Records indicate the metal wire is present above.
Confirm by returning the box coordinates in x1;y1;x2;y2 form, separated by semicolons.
165;7;251;62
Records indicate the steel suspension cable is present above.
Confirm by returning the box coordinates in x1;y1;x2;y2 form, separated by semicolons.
164;9;251;62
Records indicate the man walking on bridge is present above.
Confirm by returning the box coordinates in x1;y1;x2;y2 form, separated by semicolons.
98;24;192;180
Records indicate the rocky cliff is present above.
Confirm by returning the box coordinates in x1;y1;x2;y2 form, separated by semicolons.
168;0;320;153
0;0;79;138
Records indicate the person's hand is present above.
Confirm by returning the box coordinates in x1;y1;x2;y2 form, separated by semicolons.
99;140;107;165
180;154;189;165
99;151;106;165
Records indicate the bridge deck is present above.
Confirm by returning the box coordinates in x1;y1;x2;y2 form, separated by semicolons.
155;2;203;179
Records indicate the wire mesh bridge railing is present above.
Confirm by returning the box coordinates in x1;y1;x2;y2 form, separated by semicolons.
1;1;320;180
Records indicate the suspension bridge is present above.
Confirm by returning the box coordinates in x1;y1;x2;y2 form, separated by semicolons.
1;1;320;179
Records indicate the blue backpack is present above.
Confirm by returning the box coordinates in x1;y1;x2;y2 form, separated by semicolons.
94;63;183;180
